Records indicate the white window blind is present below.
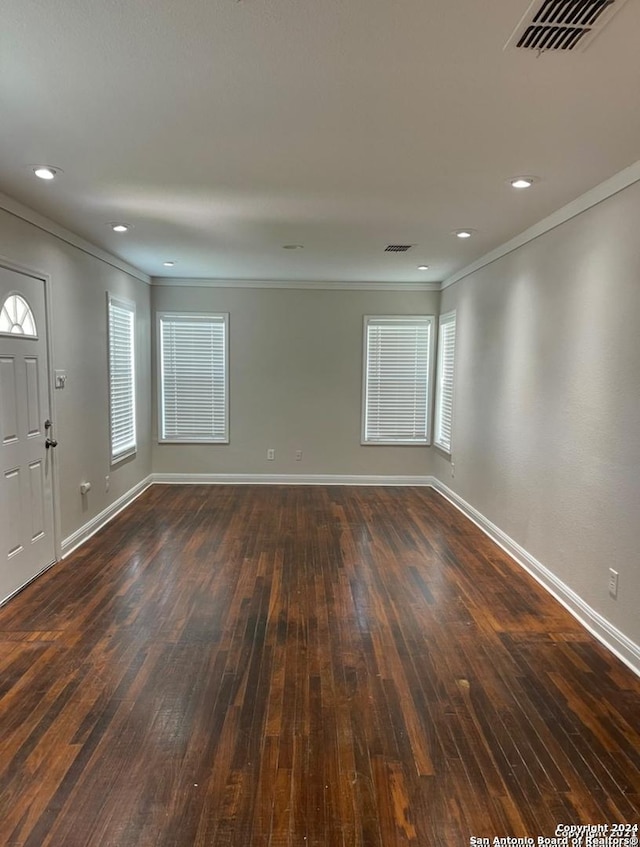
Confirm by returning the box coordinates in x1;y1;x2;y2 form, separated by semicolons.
107;295;136;462
434;311;456;453
362;315;434;444
159;313;228;443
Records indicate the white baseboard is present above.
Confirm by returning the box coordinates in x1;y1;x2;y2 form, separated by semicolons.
429;477;640;678
58;471;639;678
61;475;153;558
151;472;433;486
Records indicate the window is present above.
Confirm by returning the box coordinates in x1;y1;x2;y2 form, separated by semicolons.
107;295;136;463
362;315;434;445
434;310;457;453
158;313;229;443
0;294;37;337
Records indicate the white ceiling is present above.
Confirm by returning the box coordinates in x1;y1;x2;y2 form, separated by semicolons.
2;0;640;283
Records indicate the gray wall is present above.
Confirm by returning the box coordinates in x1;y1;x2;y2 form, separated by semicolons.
0;206;152;542
433;180;640;649
3;180;638;660
151;285;438;476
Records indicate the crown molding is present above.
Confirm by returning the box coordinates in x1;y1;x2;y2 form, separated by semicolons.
151;277;441;291
10;158;640;296
442;159;640;289
0;192;150;285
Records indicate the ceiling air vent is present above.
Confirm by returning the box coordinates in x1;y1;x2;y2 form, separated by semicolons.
505;0;631;52
384;244;413;252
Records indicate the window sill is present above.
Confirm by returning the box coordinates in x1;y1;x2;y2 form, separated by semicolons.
433;441;452;456
111;447;137;466
361;440;431;447
158;438;230;445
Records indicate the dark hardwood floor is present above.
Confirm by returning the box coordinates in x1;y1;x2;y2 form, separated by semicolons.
0;485;638;846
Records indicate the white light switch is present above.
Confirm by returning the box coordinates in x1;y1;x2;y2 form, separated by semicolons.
55;369;67;389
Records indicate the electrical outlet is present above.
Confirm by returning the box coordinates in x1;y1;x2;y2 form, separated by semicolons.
267;448;275;461
608;568;618;599
295;450;302;461
451;461;455;478
105;475;110;492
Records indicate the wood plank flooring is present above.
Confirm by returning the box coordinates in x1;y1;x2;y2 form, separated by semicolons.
0;485;638;846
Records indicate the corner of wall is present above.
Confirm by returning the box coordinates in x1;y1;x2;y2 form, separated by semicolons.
428;477;640;678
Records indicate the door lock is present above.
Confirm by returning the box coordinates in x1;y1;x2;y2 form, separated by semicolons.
44;419;57;447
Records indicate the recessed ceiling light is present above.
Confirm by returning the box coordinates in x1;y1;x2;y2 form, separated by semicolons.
417;265;429;271
109;222;131;233
453;229;474;239
33;166;59;180
282;244;304;250
163;261;176;267
510;176;537;189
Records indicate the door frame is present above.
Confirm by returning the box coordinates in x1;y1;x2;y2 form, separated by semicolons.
0;254;61;566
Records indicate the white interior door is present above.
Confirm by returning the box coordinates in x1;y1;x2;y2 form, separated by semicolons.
0;266;56;603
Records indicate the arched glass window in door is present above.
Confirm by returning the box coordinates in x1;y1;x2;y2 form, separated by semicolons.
0;294;37;337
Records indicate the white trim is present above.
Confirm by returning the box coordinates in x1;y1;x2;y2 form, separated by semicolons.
61;475;153;558
0;192;150;285
442;159;640;289
5;159;640;295
429;478;640;678
151;472;433;486
151;277;441;291
54;470;639;677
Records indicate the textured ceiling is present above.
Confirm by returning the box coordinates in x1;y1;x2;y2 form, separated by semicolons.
1;0;640;282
